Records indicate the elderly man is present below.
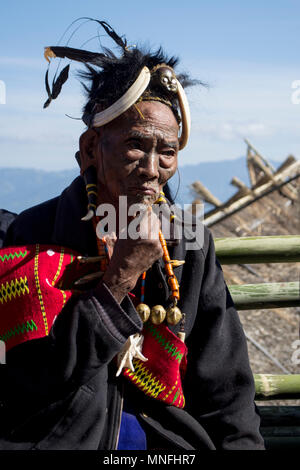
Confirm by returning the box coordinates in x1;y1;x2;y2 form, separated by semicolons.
0;19;264;450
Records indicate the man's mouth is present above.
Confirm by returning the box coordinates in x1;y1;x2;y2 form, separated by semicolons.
128;186;158;196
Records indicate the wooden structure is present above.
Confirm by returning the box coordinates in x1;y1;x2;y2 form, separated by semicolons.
190;142;300;449
191;140;300;228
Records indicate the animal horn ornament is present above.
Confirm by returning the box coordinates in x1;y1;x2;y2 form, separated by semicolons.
90;65;191;150
81;166;98;221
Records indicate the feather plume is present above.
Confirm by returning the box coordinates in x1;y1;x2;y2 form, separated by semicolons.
42;18;202;114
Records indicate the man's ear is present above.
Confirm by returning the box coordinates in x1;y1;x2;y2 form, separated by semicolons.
79;128;101;175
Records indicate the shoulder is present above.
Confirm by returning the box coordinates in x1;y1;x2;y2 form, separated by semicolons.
4;197;59;246
3;177;86;248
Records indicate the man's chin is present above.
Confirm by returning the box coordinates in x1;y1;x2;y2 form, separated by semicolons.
127;193;157;207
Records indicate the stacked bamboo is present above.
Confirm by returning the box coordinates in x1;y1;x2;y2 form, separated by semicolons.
214;234;300;449
214;235;300;309
259;405;300;449
256;374;300;449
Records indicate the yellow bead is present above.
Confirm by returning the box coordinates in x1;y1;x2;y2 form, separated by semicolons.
150;305;166;325
166;306;182;325
136;303;151;323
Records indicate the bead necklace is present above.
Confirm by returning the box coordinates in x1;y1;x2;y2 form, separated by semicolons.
93;192;186;342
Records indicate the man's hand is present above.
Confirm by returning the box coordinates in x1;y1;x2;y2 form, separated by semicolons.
102;208;163;303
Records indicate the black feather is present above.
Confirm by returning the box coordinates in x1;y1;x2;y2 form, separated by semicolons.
43;17;202;116
43;98;52;109
49;46;107;65
45;68;51;98
94;20;127;50
78;47;182;116
43;68;52;108
51;64;70;100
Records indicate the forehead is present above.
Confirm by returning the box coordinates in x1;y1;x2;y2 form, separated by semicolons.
102;101;180;142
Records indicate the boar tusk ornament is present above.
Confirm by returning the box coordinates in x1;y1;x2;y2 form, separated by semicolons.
116;333;148;377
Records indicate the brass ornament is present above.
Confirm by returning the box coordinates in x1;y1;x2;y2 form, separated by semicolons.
136;303;151;323
152;65;178;93
150;305;166;325
166;306;182;325
160;68;178;92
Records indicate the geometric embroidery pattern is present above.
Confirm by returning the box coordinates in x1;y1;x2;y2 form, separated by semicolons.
0;243;77;351
0;319;37;342
164;371;185;408
0;249;28;263
52;248;68;308
0;276;29;304
162;370;180;403
52;248;65;286
126;359;166;399
145;323;184;363
123;322;187;408
34;244;49;335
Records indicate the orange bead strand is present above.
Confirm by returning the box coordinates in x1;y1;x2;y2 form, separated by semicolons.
158;225;180;303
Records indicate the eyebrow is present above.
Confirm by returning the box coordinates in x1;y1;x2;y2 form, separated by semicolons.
125;130;179;149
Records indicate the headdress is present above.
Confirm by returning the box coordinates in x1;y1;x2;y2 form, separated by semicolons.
43;18;200;148
43;18;200;219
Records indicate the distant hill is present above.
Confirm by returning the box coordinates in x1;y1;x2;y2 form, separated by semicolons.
0;157;281;214
173;156;253;208
0;168;78;214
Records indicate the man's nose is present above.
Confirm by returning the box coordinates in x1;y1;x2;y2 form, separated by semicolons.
138;151;160;179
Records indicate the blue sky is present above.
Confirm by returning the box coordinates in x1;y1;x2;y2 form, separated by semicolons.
0;0;299;170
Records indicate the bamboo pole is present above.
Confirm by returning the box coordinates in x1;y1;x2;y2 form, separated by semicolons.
214;235;300;264
275;155;296;174
251;152;298;194
250;153;274;182
247;157;257;187
229;281;300;310
250;154;298;200
244;138;276;172
191;181;222;207
230;176;252;195
254;374;300;400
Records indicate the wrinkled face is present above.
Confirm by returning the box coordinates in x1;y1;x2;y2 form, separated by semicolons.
94;101;179;207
